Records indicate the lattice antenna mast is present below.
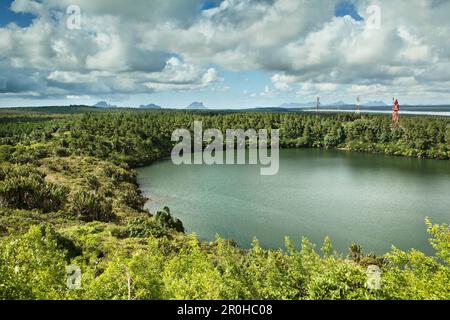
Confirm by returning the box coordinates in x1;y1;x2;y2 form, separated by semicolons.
392;97;399;123
356;96;361;114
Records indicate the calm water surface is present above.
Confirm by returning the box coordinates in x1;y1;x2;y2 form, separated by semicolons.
137;149;450;254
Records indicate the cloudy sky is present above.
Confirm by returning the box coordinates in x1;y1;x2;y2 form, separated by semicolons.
0;0;449;108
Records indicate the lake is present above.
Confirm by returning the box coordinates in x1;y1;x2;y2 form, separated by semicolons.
137;149;450;254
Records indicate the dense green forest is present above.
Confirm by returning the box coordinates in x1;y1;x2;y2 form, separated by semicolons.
0;107;449;300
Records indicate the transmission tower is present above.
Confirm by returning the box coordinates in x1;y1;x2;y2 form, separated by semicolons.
356;96;361;114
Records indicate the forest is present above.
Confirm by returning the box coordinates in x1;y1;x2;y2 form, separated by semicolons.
0;107;449;300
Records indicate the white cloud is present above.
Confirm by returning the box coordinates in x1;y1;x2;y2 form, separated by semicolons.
0;0;219;98
143;58;221;92
260;85;278;98
1;0;450;102
297;82;339;97
271;74;296;92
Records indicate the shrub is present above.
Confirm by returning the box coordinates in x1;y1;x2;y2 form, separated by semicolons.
118;183;145;210
155;207;184;233
0;225;69;300
0;164;68;212
67;190;115;222
126;216;168;238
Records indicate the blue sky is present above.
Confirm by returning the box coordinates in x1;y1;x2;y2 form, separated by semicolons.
141;0;369;109
335;1;363;21
1;0;449;108
0;0;34;27
0;0;230;27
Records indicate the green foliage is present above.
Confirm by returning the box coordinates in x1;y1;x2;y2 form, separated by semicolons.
0;225;69;299
119;183;145;210
67;190;115;222
0;145;14;163
426;218;450;264
0;164;68;212
126;216;168;238
0;220;449;300
155;207;184;233
1;111;449;166
381;247;450;299
0;109;449;300
162;237;223;299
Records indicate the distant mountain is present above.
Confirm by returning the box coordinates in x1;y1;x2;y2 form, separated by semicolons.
362;101;388;107
278;102;317;108
276;100;391;110
139;103;161;109
325;101;352;107
186;102;207;110
93;101;117;108
279;101;389;108
278;101;355;108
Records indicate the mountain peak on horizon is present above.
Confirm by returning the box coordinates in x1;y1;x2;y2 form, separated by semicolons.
362;100;388;107
139;103;161;109
327;101;351;107
93;101;117;108
278;102;317;108
186;102;207;110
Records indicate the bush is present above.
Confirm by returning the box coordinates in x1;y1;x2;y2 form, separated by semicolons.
0;225;69;299
126;216;168;238
0;164;68;212
155;207;184;233
54;147;70;157
118;183;146;210
67;190;115;222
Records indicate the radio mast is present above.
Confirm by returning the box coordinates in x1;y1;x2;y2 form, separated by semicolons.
392;97;399;123
356;96;361;114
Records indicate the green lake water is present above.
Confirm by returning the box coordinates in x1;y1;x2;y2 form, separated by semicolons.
137;149;450;254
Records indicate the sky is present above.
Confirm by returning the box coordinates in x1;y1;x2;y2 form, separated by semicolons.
0;0;450;108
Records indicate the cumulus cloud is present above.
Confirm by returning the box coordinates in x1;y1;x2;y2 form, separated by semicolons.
260;85;278;98
143;57;221;91
0;0;218;98
1;0;450;102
